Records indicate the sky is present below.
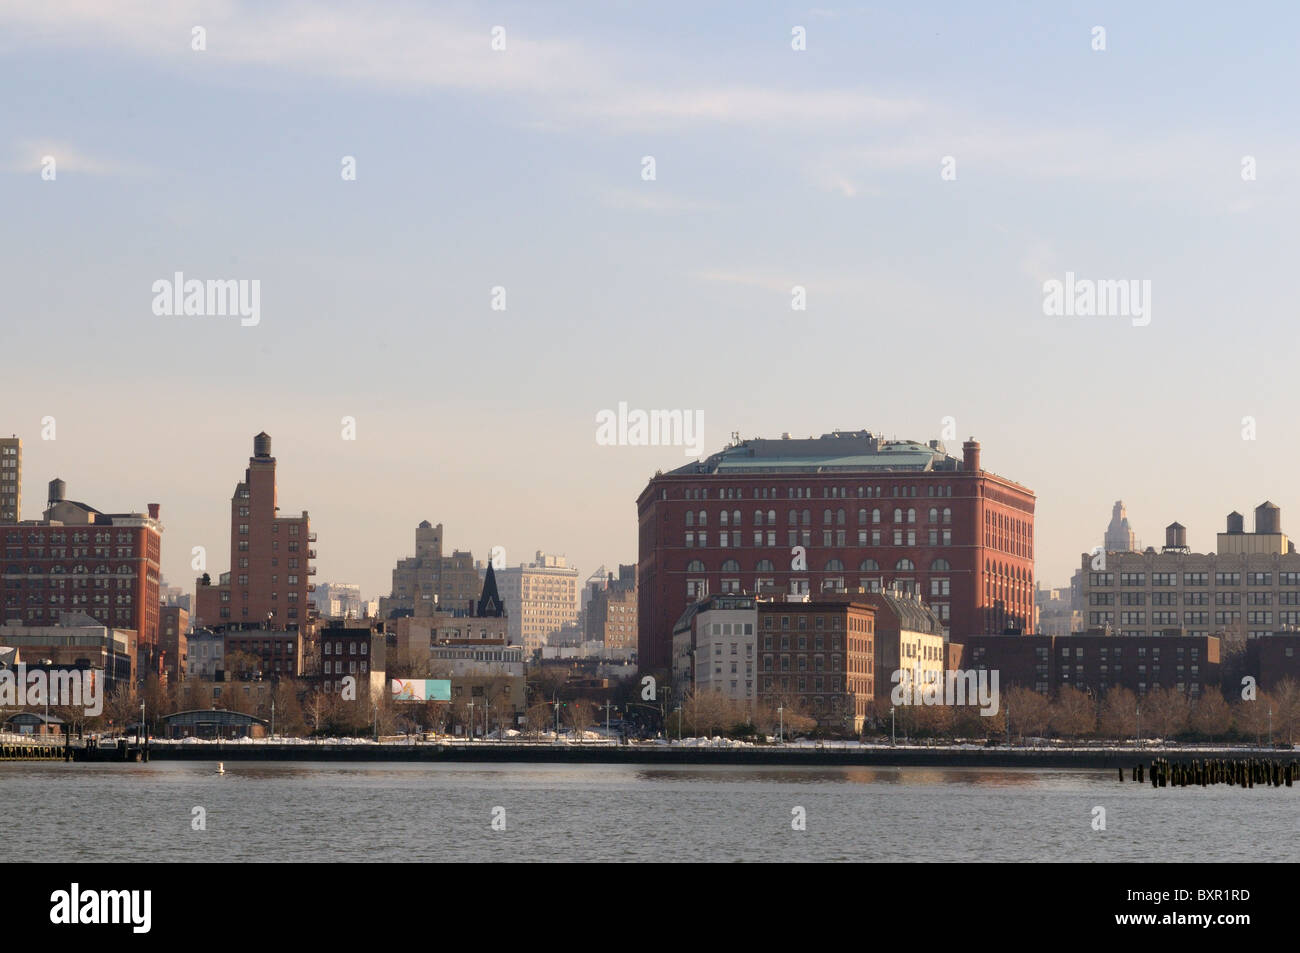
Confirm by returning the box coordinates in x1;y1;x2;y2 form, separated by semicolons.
3;1;1299;600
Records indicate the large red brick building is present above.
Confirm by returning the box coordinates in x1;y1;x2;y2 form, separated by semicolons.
1;478;163;671
194;433;316;630
636;431;1035;672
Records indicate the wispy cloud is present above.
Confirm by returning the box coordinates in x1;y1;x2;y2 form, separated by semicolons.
4;139;141;175
0;1;922;133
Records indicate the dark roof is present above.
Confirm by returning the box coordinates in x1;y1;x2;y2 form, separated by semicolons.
477;563;505;617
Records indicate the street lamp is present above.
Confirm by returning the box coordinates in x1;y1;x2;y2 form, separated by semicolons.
777;705;784;744
890;705;896;746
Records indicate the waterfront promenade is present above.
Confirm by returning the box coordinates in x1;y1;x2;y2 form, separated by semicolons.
139;738;1297;768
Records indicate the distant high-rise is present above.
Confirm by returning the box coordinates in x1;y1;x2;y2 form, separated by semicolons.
585;564;637;658
194;433;315;630
0;436;19;522
1104;500;1139;552
379;521;478;618
495;552;580;655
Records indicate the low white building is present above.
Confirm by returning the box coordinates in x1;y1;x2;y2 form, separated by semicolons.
672;593;758;707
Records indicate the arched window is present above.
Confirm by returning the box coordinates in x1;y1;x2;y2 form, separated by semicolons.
872;509;881;524
686;560;706;573
755;559;775;572
836;509;846;525
720;511;729;526
929;508;939;523
767;509;776;525
896;559;915;571
733;510;741;526
858;508;868;525
825;559;845;571
859;559;879;572
801;509;810;526
907;508;916;524
931;558;951;571
943;507;951;523
823;509;833;525
754;510;764;527
698;510;707;526
893;508;903;522
788;510;798;526
685;511;695;526
721;559;741;573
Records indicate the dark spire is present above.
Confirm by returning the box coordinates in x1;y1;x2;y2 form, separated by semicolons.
477;562;505;617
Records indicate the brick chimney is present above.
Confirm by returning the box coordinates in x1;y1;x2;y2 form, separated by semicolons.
148;503;160;519
962;439;981;472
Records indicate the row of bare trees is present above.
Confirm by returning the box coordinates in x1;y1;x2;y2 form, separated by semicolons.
872;681;1300;743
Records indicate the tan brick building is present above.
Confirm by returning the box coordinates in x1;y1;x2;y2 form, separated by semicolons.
1082;503;1300;640
585;564;637;658
379;521;478;618
495;552;579;656
0;436;19;523
757;596;876;733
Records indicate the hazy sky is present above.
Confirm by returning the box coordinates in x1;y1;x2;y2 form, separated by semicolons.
4;1;1298;601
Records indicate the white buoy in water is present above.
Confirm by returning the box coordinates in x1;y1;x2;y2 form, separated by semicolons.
217;762;225;774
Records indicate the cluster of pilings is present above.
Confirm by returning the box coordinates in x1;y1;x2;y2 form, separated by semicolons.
0;742;63;760
1118;758;1298;789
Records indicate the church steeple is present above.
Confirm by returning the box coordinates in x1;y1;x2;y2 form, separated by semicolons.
477;561;505;617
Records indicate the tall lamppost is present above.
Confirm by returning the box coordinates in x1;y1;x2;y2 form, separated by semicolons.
777;705;784;744
890;705;896;746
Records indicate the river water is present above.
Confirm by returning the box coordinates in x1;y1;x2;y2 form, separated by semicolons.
0;761;1292;862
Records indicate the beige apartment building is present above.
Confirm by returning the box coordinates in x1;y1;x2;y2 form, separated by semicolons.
1081;502;1300;640
379;521;479;618
495;552;579;656
0;436;19;523
585;564;637;659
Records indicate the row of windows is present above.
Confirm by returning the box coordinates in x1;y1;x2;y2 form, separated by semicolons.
5;531;134;544
1092;571;1300;587
1098;591;1295;606
685;557;950;572
679;485;956;501
689;507;953;527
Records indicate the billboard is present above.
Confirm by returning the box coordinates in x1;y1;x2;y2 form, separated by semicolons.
391;678;451;702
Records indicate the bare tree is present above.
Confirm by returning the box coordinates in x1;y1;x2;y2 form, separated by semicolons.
1271;678;1300;746
525;702;553;739
1188;691;1232;740
1048;686;1095;739
1234;694;1272;745
1143;686;1190;740
1098;686;1138;741
1006;686;1051;740
104;684;139;735
565;699;594;738
271;679;306;736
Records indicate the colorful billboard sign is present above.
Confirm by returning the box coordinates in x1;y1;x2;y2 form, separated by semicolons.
391;678;451;702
